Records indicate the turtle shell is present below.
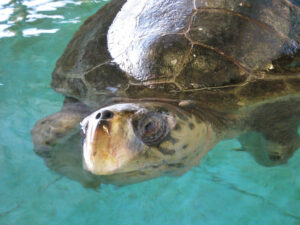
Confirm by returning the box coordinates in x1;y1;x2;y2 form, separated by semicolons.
51;0;300;109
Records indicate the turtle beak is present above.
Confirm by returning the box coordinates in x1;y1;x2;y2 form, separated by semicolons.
81;107;141;175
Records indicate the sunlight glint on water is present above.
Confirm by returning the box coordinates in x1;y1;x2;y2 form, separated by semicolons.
0;1;299;224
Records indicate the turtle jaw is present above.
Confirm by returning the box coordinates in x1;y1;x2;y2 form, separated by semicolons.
81;104;146;175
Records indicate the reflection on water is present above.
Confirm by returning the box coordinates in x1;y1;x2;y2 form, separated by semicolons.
0;0;106;38
22;27;59;36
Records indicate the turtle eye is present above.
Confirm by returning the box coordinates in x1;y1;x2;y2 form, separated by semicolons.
133;112;169;146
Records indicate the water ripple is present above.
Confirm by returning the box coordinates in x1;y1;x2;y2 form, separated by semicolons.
0;24;14;37
22;27;59;37
26;13;64;22
0;0;101;38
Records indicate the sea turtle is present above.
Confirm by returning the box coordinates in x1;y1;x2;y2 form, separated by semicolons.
32;0;300;187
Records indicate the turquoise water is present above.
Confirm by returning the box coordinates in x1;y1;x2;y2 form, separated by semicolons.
0;1;299;224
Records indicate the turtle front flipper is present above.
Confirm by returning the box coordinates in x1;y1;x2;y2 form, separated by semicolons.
32;97;91;152
31;98;101;188
240;97;300;166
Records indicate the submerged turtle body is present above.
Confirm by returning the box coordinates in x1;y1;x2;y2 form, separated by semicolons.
32;0;300;187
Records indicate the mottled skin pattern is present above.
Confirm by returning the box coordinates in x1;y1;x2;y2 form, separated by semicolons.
32;0;300;187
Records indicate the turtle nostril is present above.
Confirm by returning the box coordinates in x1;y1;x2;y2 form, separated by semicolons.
101;110;114;120
95;110;114;120
95;112;101;119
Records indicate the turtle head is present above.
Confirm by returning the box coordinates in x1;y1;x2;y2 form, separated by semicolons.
81;102;215;183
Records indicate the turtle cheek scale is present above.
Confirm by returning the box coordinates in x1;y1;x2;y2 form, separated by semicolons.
155;114;218;176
